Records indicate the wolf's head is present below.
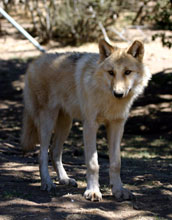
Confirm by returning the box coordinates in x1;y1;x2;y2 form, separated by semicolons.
96;39;151;99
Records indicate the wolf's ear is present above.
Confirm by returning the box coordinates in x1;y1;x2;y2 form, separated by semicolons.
127;40;144;62
99;39;114;61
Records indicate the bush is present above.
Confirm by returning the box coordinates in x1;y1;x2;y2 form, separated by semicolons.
151;0;172;48
23;0;124;45
149;0;172;30
132;0;172;48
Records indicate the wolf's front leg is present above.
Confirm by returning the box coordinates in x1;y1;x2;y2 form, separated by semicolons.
83;121;102;201
107;119;132;200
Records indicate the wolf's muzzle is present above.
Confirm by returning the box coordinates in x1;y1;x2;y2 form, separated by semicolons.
113;91;124;98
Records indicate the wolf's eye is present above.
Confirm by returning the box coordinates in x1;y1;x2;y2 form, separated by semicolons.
124;70;132;75
108;70;114;76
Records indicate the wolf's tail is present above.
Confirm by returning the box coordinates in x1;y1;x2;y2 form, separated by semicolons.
21;110;39;153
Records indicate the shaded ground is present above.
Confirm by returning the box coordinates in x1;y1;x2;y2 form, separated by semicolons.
0;16;172;220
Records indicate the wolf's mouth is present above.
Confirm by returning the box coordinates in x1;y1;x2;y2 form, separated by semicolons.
113;88;132;99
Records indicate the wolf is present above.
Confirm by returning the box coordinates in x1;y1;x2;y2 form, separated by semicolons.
21;39;151;201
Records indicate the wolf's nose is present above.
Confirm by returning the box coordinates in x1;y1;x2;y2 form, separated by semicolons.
113;91;124;98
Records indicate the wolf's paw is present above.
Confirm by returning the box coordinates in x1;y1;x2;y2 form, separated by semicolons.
41;179;56;192
112;186;132;201
84;189;102;201
59;178;78;187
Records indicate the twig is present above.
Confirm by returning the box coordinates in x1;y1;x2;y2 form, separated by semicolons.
110;27;131;43
98;21;111;44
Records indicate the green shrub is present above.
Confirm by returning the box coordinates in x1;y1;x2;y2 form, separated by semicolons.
151;0;172;48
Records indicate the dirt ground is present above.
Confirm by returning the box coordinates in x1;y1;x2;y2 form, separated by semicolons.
0;16;172;220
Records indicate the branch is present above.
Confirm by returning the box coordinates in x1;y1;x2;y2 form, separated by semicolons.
110;27;130;43
98;21;111;44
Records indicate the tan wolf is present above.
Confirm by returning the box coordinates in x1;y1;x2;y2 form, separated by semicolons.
21;39;151;201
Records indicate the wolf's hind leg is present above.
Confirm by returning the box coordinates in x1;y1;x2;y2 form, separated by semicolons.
50;110;77;187
39;110;56;191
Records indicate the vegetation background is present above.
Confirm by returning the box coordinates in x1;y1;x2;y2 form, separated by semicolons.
1;0;172;46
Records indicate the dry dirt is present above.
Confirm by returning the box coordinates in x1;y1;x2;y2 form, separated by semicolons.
0;16;172;220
